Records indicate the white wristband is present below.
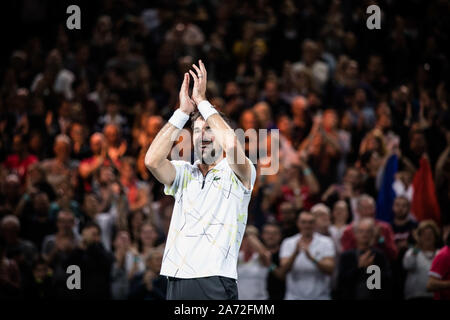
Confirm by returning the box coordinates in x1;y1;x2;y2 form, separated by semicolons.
168;109;190;129
197;100;218;121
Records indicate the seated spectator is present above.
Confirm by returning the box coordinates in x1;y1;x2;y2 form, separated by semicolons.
1;215;38;283
103;123;126;168
40;134;78;191
24;256;54;299
427;232;450;300
337;218;392;299
41;210;80;261
261;222;285;300
237;225;271;300
119;157;150;213
128;247;167;300
329;200;350;255
0;235;21;299
391;196;418;251
2;134;38;184
403;220;440;300
311;203;332;236
111;230;144;299
0;174;23;218
280;211;336;300
65;222;114;299
68;122;90;160
132;222;162;259
341;194;398;261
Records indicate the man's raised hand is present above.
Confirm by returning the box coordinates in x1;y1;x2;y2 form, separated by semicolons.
189;60;207;105
179;72;195;114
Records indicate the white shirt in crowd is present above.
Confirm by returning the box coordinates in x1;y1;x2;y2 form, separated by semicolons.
160;158;257;279
280;232;336;300
237;251;269;300
403;248;437;299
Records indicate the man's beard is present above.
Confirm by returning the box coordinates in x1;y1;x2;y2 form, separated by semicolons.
195;144;221;165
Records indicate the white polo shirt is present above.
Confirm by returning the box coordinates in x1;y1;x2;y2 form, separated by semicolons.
160;157;256;279
280;232;336;300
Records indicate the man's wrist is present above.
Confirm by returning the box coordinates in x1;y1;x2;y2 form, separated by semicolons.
197;100;218;121
169;109;190;129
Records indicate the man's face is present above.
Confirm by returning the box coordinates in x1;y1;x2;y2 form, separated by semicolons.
90;134;103;154
393;197;409;219
57;212;75;234
193;118;221;164
261;225;281;248
54;140;70;159
297;213;315;235
358;199;375;218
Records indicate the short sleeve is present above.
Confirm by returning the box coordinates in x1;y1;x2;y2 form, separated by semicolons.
280;237;296;259
315;237;336;261
429;249;449;279
227;158;257;193
164;160;190;197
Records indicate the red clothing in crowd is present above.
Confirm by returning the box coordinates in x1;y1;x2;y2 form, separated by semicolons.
341;220;398;261
3;154;38;183
429;245;450;300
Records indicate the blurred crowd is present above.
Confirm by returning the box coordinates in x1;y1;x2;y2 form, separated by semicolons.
1;0;450;300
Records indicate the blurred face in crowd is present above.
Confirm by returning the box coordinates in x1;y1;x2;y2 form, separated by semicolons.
1;217;20;243
121;159;135;181
146;116;163;138
140;223;158;247
33;262;49;281
410;131;426;155
302;41;318;65
33;192;50;217
277;115;292;138
291;96;308;118
90;133;104;155
12;134;25;154
83;193;99;218
4;175;21;200
114;230;131;250
322;109;338;132
54;137;71;160
264;81;278;102
313;208;331;233
333;201;349;225
355;218;375;249
261;224;282;249
82;225;101;244
376;103;392;131
57;211;75;235
280;202;297;226
392;196;410;220
70;123;84;144
193;117;222;164
240;110;257;131
418;227;436;250
366;151;381;173
253;102;271;127
146;249;163;273
343;167;359;187
297;212;315;236
357;197;376;219
99;166;114;185
104;124;120;145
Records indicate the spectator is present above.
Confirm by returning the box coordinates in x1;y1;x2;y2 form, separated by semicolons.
403;220;440;300
3;134;38;184
261;222;285;300
341;194;398;261
128;247;167;300
0;235;21;299
427;232;450;300
66;222;114;299
237;225;271;300
280;211;336;300
329;200;350;255
337;218;392;299
311;203;332;237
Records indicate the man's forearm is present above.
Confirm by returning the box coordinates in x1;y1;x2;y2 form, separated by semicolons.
427;277;450;292
144;122;180;169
